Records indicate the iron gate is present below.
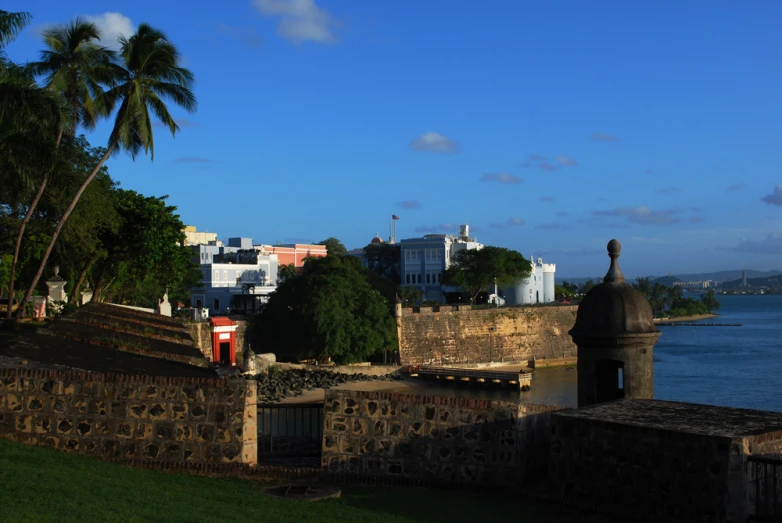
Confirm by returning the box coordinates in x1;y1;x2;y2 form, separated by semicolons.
257;403;324;457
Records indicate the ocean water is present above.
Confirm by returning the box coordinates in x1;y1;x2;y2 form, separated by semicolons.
409;294;782;412
654;294;782;412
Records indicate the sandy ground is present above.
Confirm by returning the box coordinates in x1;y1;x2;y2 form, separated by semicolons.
654;314;719;325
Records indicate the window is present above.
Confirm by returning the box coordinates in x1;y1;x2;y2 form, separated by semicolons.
426;274;431;284
223;270;228;281
213;298;220;310
213;271;219;280
417;274;421;284
406;274;410;284
195;299;202;308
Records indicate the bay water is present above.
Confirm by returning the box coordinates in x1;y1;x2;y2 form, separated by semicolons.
405;294;782;412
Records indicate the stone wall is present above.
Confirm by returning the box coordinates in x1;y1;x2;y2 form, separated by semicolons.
548;414;737;522
399;305;578;366
0;369;257;466
321;389;561;487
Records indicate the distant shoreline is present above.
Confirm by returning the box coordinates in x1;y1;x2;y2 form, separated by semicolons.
654;314;719;325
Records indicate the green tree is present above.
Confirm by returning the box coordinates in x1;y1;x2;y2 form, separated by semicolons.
0;12;62;327
579;279;596;294
278;263;298;282
16;23;196;320
91;190;193;307
701;288;721;312
442;246;532;304
258;255;396;364
398;286;423;306
555;284;575;300
666;284;684;309
30;19;117;137
560;280;578;295
363;242;401;284
633;277;651;297
318;237;348;257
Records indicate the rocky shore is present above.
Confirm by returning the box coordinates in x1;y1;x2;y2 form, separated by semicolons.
248;368;399;403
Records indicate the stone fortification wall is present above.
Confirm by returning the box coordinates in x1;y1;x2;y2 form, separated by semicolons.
548;414;739;522
399;305;578;366
0;369;257;465
321;389;561;487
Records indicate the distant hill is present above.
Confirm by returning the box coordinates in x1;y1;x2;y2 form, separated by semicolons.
722;274;782;289
651;275;681;287
665;269;782;282
559;269;782;285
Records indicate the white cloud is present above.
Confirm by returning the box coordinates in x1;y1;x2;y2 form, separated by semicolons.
555;155;578;167
410;132;461;154
253;0;337;44
85;12;135;51
397;200;422;210
593;206;680;225
480;172;522;184
733;233;782;254
590;132;617;142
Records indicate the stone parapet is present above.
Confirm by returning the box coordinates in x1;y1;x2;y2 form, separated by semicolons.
0;369;257;466
321;389;562;487
399;306;578;366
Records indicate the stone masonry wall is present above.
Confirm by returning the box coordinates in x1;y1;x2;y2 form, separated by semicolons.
0;369;257;466
321;389;562;487
399;305;578;366
548;415;736;522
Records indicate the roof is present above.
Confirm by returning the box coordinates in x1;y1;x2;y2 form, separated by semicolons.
210;317;235;326
555;399;782;438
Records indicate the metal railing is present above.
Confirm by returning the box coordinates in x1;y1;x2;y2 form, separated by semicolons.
257;403;324;457
749;455;782;521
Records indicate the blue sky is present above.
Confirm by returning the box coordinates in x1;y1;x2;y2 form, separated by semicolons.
6;1;782;278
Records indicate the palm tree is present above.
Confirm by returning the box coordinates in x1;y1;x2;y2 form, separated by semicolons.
30;19;117;137
0;12;63;327
4;18;115;326
16;23;196;319
0;10;31;63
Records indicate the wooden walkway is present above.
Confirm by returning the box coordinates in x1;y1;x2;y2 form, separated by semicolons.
657;323;742;327
405;365;532;390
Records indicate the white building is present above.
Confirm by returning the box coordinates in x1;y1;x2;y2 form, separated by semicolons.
400;224;484;303
502;256;556;305
182;226;219;247
190;250;279;314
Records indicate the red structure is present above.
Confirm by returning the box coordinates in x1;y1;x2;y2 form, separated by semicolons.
209;317;238;366
255;243;327;273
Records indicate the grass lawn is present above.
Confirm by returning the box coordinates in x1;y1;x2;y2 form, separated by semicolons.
0;438;599;523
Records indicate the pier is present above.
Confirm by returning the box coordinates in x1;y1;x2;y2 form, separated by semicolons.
405;365;531;391
657;323;742;327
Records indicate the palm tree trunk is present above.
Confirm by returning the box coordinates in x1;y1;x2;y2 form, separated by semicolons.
68;253;97;303
14;141;116;320
3;130;63;328
3;173;48;327
90;259;110;304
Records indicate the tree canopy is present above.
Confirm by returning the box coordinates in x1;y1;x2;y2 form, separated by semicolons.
318;237;348;257
443;246;532;304
254;255;397;364
1;14;196;325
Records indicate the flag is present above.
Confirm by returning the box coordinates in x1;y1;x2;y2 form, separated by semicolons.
392;215;400;220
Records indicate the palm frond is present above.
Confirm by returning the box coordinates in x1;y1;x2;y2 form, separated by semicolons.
0;10;31;48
